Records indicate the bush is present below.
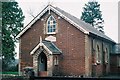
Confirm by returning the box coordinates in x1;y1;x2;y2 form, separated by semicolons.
8;65;18;72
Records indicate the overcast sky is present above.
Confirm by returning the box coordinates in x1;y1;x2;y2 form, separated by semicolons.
15;0;119;58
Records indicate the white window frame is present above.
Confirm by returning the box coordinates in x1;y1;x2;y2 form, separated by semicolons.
46;15;56;34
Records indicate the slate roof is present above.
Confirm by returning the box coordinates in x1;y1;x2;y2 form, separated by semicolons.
42;40;62;54
30;40;62;55
16;5;115;43
53;6;115;43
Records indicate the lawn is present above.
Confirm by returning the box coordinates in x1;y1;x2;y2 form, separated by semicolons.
1;72;19;75
0;72;28;80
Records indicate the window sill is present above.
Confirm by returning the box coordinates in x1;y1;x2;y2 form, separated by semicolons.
46;32;56;35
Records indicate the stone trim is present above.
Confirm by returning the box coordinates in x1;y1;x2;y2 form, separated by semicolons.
85;35;91;77
16;5;89;39
32;47;53;76
30;43;52;55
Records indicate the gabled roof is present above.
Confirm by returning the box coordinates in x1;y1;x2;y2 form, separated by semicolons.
30;40;62;55
16;5;115;43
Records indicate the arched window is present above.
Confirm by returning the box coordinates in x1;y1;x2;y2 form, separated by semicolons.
54;56;58;66
46;15;56;34
96;45;101;63
105;48;108;63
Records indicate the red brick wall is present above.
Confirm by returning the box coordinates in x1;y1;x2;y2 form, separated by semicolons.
20;11;85;76
110;55;120;74
20;14;45;71
55;16;85;76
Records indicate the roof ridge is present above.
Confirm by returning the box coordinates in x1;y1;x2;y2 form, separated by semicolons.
16;4;115;43
53;6;115;43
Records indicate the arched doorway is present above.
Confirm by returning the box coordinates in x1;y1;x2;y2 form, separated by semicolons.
38;52;47;76
31;40;62;76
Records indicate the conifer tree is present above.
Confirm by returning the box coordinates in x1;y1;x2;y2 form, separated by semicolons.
81;1;104;33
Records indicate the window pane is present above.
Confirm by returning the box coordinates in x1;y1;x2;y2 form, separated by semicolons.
53;21;56;24
48;21;50;24
47;16;56;33
50;27;52;32
53;25;56;28
48;27;50;32
50;16;52;20
53;29;56;32
48;25;50;29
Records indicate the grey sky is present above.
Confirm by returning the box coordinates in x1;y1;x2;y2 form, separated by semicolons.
15;0;119;58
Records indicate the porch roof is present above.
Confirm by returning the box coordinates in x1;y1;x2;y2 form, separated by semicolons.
30;40;62;55
42;40;62;54
16;5;115;44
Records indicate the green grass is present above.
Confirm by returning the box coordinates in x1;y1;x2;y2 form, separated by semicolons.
0;72;19;77
0;72;19;75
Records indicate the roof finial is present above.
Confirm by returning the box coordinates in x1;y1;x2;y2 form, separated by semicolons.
40;36;42;43
48;0;51;14
48;0;50;6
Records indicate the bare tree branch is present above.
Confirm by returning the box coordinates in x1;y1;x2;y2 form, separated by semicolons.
27;8;36;18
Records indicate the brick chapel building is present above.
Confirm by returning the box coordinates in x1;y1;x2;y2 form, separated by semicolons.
16;5;116;77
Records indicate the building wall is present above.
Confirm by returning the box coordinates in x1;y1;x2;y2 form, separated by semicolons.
110;55;117;74
20;11;86;76
110;55;120;74
56;13;85;76
20;13;45;72
19;10;114;77
87;37;112;77
84;35;92;77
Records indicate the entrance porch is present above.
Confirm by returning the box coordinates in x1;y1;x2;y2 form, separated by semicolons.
30;40;62;77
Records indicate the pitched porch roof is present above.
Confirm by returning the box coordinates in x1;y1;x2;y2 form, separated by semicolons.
30;40;62;55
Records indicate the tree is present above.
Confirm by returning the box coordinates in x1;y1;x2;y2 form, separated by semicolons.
2;1;24;71
81;1;104;33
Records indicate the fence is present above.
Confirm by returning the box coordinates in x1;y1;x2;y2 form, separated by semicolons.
29;76;120;80
29;76;85;80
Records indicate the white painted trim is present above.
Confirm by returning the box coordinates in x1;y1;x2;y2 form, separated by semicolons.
46;15;57;34
16;5;89;39
16;6;49;38
46;32;56;35
30;43;41;55
30;42;53;55
45;35;56;42
50;6;89;34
